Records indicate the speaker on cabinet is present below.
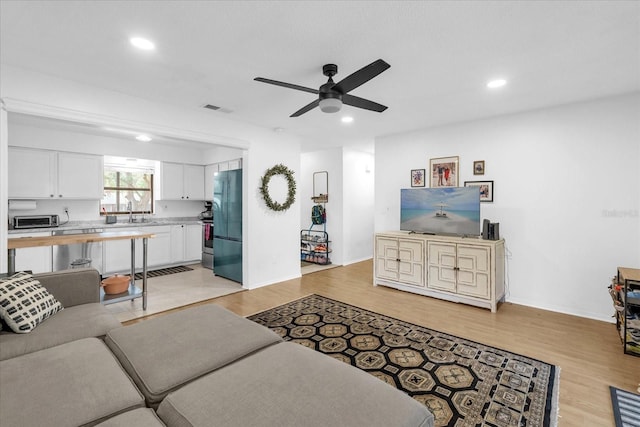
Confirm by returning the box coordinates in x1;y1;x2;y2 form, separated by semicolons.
482;219;490;240
482;219;500;240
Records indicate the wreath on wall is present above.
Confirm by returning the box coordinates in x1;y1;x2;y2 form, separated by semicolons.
260;164;296;212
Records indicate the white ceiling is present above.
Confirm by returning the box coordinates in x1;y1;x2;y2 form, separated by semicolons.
1;1;639;152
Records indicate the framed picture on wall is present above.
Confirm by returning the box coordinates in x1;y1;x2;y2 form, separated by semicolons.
429;156;459;187
411;169;425;187
473;160;485;175
464;180;494;202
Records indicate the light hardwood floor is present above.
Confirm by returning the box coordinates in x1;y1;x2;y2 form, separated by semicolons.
125;259;639;427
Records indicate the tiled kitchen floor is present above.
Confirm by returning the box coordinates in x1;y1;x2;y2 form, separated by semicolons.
104;263;243;323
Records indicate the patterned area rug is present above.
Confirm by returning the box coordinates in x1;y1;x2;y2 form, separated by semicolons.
610;386;640;427
248;294;559;427
133;265;193;280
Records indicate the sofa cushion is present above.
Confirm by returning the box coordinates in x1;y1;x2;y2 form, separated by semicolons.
0;337;144;427
0;271;64;333
157;341;434;427
0;302;122;361
105;304;283;407
94;408;166;427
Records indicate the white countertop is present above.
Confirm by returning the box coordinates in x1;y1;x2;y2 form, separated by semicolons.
8;217;203;234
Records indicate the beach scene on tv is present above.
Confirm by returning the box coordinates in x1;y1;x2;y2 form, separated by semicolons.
400;187;481;236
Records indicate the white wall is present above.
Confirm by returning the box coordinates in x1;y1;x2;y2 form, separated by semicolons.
0;107;8;272
375;93;640;321
301;148;344;265
1;65;301;290
300;147;375;267
342;148;375;264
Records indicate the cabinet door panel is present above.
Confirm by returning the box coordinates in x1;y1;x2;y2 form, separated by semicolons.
161;162;184;200
8;148;55;198
375;237;399;280
104;238;141;275
170;225;186;263
398;240;424;286
427;242;457;291
12;232;52;274
184;165;205;200
185;224;202;261
456;245;490;298
57;152;103;199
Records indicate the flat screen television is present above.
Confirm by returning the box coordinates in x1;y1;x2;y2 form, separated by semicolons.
400;187;481;236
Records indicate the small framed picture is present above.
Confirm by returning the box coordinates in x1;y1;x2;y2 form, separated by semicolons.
411;169;425;187
465;180;494;202
429;156;459;187
473;160;485;175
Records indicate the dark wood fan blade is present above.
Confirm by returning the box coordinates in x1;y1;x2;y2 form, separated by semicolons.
342;94;387;112
254;77;319;94
291;99;320;117
332;59;390;95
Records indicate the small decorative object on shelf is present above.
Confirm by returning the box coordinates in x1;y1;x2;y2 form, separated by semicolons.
609;267;640;356
300;230;331;265
311;194;328;203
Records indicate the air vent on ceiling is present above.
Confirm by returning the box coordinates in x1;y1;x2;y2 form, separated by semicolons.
203;104;232;113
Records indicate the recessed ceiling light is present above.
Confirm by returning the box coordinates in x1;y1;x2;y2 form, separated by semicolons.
341;116;354;123
130;37;155;51
487;79;507;89
136;134;152;142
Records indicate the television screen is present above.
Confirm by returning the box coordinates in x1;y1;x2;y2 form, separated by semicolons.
400;187;481;236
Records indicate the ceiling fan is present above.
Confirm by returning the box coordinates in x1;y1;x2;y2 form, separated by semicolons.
254;59;390;117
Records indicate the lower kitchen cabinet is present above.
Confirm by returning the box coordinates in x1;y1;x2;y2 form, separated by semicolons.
374;231;505;312
185;224;202;261
11;231;52;274
170;224;202;264
103;226;171;275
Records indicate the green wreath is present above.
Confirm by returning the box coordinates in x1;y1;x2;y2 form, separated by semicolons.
260;164;296;211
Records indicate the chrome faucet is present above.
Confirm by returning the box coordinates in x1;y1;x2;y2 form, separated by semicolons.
127;201;133;223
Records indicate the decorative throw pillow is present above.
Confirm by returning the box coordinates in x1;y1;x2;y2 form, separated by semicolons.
0;272;64;333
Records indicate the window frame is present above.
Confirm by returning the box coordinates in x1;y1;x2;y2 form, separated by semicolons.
102;170;154;215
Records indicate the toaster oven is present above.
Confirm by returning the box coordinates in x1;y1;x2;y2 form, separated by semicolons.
13;214;60;229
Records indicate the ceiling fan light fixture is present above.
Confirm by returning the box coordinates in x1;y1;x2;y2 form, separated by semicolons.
319;98;342;113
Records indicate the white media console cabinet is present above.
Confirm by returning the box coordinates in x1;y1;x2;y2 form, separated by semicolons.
374;231;506;312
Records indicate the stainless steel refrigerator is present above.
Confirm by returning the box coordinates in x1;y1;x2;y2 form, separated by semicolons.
213;169;242;283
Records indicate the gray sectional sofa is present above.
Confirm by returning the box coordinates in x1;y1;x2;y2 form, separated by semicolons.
0;269;434;427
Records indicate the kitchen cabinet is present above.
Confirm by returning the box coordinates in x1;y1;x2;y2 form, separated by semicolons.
170;224;202;263
185;224;202;261
8;147;103;199
103;226;171;274
159;162;204;200
204;159;242;202
204;164;217;201
374;232;505;312
10;231;52;274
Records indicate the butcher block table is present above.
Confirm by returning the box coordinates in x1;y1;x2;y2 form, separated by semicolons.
7;230;155;309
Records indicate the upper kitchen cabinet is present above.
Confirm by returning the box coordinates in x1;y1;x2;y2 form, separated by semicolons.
204;159;242;201
8;147;104;199
159;162;205;200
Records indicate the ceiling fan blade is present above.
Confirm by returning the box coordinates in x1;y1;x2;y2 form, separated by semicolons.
291;99;320;117
342;94;387;112
332;59;390;95
254;77;319;94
